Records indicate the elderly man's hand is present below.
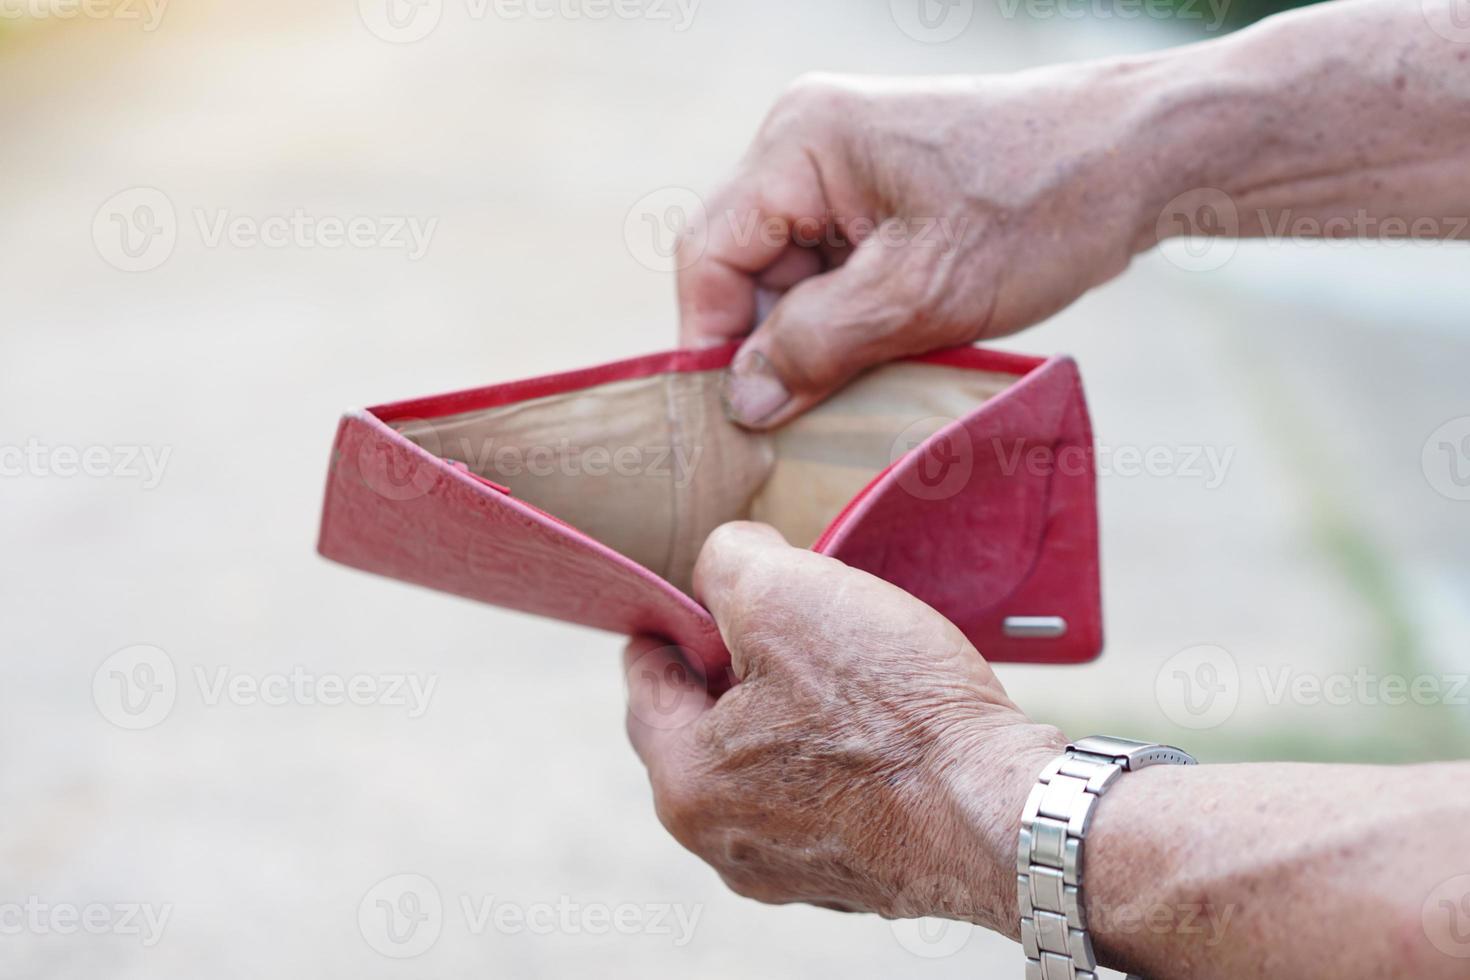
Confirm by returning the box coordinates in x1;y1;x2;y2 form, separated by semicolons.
623;521;1064;933
678;69;1159;429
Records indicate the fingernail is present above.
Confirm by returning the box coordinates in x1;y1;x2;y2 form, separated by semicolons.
721;350;790;426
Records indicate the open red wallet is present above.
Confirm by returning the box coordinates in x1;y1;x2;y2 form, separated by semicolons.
317;343;1102;682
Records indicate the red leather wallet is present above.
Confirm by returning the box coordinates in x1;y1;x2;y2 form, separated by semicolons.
317;343;1102;681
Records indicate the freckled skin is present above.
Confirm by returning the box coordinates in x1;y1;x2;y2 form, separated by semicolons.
640;2;1470;976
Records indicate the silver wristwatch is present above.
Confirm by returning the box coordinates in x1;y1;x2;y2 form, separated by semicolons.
1017;735;1196;980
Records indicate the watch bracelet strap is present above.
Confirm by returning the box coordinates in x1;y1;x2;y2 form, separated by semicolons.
1017;738;1194;980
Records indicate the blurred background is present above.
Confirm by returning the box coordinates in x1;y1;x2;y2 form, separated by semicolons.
3;0;1468;976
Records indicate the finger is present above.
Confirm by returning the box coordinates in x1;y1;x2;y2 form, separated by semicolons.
677;162;828;349
622;635;714;782
720;231;956;429
756;244;825;293
689;521;795;682
692;521;1001;689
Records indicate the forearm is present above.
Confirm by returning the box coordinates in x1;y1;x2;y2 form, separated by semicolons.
1078;759;1470;978
1110;0;1470;243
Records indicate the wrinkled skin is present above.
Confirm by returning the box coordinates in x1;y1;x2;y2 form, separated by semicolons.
623;522;1064;933
634;3;1470;974
676;69;1156;428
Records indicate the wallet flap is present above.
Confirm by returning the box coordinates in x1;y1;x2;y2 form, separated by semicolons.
318;409;732;677
816;355;1102;664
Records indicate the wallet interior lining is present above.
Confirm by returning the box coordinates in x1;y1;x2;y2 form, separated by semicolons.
391;361;1015;595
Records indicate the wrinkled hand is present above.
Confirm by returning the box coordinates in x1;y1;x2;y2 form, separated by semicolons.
623;522;1065;932
678;69;1159;428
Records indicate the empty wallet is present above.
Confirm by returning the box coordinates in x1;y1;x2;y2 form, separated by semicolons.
316;343;1103;680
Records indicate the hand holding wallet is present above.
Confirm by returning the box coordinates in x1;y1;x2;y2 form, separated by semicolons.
317;343;1102;682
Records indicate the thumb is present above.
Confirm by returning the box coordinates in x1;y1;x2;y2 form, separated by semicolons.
720;233;949;429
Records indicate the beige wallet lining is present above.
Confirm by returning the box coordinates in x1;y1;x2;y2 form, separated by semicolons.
392;361;1012;595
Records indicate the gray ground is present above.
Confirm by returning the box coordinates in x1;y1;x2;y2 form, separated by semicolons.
2;1;1467;976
